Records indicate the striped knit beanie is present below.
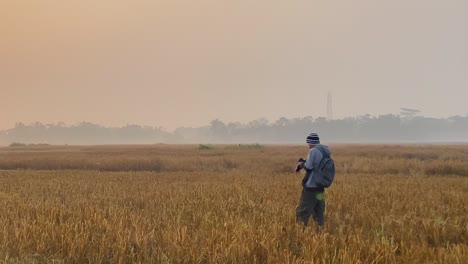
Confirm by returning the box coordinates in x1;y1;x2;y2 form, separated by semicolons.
306;132;320;145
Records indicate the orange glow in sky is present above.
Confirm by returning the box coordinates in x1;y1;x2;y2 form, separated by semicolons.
1;0;468;129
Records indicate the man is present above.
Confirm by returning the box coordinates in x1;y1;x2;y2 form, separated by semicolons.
295;132;332;229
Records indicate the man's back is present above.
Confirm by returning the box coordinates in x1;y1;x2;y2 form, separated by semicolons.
303;144;332;190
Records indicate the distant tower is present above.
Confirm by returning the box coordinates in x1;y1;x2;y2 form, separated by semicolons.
400;107;420;120
327;91;333;120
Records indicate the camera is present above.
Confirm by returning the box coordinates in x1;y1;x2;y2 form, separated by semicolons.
295;157;306;172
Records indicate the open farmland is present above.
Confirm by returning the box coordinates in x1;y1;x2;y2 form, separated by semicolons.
0;144;467;263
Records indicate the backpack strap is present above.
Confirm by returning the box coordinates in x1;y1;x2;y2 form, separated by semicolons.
314;145;329;158
314;145;330;170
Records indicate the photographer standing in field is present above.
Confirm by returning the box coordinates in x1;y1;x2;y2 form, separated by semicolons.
295;132;334;230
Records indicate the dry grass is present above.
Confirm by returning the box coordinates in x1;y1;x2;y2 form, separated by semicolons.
0;144;467;263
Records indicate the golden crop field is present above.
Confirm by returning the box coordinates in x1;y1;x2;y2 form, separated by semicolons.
0;144;467;263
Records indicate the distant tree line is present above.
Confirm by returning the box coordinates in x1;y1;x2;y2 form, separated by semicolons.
0;122;175;145
1;115;468;145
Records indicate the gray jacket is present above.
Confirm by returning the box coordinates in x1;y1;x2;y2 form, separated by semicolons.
303;144;332;191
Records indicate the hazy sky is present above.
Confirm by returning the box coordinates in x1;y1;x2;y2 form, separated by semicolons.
1;0;467;130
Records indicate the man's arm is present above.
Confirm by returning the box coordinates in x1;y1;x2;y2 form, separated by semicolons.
304;148;321;171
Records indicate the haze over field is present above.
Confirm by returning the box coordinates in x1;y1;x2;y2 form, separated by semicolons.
1;2;468;262
2;0;467;131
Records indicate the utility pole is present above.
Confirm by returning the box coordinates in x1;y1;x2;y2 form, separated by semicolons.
327;91;333;120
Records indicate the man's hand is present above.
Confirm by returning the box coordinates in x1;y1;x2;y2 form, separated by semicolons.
295;157;306;172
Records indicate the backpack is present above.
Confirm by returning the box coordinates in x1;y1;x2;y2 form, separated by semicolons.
314;146;335;188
